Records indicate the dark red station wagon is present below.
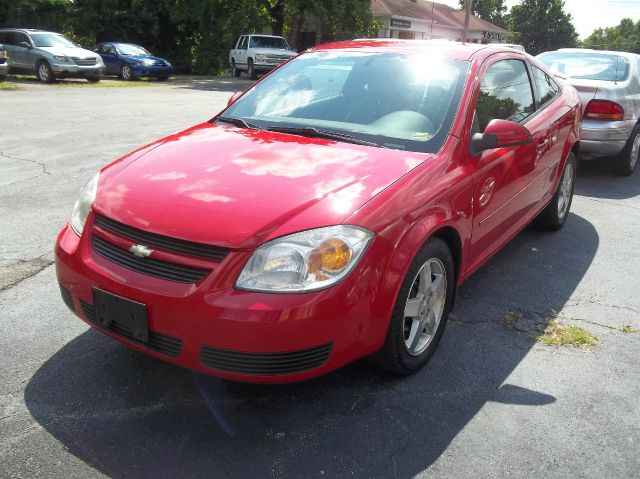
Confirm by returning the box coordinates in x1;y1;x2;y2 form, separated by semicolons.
56;40;581;383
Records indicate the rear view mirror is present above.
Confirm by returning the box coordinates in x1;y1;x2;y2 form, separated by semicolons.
470;119;532;155
227;91;243;106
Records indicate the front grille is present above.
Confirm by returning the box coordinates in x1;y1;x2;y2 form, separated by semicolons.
71;57;97;66
81;300;182;357
94;214;229;262
200;343;332;376
92;235;210;283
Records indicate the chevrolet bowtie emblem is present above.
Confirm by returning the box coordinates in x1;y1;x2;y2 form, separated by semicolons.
129;244;153;258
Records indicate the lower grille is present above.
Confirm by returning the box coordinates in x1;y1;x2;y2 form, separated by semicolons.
72;57;97;66
81;300;182;357
92;235;210;283
200;343;332;376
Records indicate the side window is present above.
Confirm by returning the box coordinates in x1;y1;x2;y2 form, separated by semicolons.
15;32;30;46
476;59;535;131
532;65;560;107
238;36;247;50
104;44;116;54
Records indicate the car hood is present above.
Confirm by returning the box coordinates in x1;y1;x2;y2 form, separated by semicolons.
39;46;100;59
94;123;430;249
251;48;296;57
122;54;169;63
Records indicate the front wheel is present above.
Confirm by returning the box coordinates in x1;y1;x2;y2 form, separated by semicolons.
37;61;54;83
613;124;640;176
536;152;576;231
371;237;454;375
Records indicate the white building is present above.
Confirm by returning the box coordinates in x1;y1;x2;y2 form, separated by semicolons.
372;0;509;43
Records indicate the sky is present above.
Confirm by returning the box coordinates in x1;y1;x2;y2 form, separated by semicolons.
437;0;640;38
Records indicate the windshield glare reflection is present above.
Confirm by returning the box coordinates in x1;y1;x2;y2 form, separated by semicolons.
223;51;468;153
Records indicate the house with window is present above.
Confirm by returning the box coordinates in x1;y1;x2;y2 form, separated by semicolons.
372;0;509;43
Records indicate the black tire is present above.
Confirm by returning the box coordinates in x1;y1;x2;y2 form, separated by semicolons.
613;124;640;176
36;60;54;83
120;64;134;81
231;60;240;77
157;76;169;81
371;237;455;375
0;75;5;83
248;59;257;80
86;76;101;83
536;152;577;231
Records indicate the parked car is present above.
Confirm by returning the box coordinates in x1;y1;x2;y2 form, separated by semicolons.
538;48;640;175
229;34;296;80
0;43;8;81
500;43;526;52
93;42;172;81
56;40;580;383
0;29;104;83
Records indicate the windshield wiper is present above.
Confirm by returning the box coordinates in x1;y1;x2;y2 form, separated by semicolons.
268;126;386;148
217;116;262;130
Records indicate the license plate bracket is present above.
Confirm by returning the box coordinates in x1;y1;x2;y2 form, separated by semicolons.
92;288;148;343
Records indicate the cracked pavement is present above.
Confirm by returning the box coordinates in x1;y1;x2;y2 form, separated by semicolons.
1;80;639;478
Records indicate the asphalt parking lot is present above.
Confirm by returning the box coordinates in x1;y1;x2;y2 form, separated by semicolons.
1;77;639;478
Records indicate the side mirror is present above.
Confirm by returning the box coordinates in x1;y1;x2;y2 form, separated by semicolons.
227;91;243;106
19;42;32;49
470;119;532;155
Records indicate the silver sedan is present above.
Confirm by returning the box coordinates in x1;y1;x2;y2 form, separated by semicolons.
538;48;640;176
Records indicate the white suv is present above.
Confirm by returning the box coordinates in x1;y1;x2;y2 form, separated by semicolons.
229;34;296;80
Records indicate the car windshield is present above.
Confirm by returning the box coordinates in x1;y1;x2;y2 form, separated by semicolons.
222;51;468;153
116;44;151;56
249;36;289;50
538;52;630;82
30;33;76;48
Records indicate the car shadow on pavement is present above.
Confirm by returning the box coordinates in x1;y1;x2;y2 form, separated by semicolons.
25;214;598;478
575;158;640;200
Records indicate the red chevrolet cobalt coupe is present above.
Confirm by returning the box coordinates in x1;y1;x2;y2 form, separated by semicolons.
56;40;581;383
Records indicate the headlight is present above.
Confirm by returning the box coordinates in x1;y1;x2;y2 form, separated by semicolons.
70;173;99;236
53;55;70;63
255;54;267;61
236;226;373;293
142;59;155;66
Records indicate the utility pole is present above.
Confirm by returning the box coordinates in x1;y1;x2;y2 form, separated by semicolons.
462;0;473;44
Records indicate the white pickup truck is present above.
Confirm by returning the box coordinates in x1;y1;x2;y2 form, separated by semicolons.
229;34;296;80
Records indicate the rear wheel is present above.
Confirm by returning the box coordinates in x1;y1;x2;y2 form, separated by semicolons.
248;59;257;80
536;152;576;231
613;124;640;176
0;75;5;83
371;237;454;375
37;61;54;83
231;60;240;77
120;64;134;81
86;76;101;83
157;76;169;81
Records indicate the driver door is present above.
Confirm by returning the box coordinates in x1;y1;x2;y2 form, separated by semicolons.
468;57;551;273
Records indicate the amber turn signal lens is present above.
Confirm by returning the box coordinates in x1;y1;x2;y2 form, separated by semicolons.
308;238;352;274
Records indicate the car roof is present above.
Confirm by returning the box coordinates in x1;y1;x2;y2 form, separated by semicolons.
309;39;515;61
0;28;56;34
544;48;640;59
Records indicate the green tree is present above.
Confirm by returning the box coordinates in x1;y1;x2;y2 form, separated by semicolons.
459;0;507;28
509;0;578;55
581;18;640;53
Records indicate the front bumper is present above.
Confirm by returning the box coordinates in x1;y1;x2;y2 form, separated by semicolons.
580;119;635;159
55;215;393;383
51;62;105;78
253;61;288;72
131;65;172;78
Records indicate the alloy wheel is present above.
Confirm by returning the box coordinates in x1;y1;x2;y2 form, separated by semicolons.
557;160;574;220
403;258;447;356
